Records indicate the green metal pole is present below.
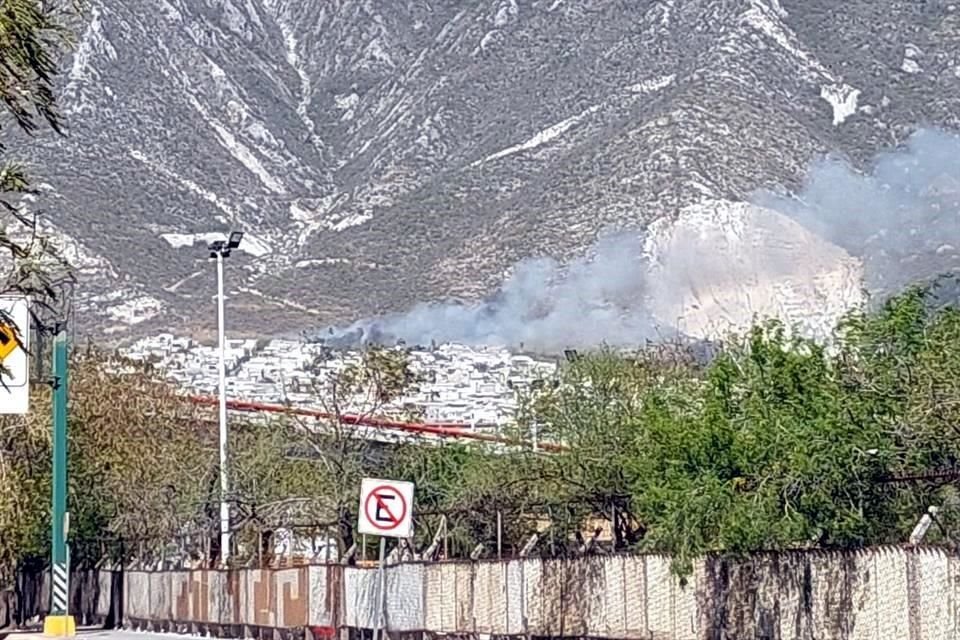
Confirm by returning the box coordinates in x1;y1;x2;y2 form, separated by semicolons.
44;330;74;636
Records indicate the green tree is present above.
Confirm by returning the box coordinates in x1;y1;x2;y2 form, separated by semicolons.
0;350;216;575
65;353;214;560
835;283;960;542
0;0;80;301
389;441;547;557
520;347;703;551
627;322;896;574
290;346;420;557
0;5;81;552
228;421;331;564
508;294;960;574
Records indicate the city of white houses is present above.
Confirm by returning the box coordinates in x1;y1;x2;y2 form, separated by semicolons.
122;333;559;428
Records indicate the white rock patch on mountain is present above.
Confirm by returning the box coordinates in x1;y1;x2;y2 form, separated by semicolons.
644;200;864;342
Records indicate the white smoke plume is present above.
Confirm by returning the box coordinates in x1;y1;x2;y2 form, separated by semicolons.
756;127;960;297
325;231;661;350
324;127;960;351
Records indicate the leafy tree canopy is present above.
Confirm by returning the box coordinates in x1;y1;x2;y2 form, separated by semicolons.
0;0;80;301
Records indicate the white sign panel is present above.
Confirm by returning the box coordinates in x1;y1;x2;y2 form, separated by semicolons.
357;478;415;539
0;296;29;415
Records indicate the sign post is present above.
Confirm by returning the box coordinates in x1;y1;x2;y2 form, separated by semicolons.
358;478;415;640
44;329;74;637
64;542;71;638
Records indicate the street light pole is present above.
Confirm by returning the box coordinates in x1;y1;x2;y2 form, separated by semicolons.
44;326;75;638
215;250;230;564
208;231;244;566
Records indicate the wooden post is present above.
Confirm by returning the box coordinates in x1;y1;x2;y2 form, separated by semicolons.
372;538;387;640
443;517;449;560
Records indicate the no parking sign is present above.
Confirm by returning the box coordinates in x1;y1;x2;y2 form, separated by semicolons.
357;478;415;539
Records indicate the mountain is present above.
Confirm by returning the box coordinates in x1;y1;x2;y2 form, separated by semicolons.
10;0;960;342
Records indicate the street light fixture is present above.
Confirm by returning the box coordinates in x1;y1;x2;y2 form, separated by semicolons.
208;230;243;564
227;231;244;250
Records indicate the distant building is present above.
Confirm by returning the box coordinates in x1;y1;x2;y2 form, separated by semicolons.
122;335;557;429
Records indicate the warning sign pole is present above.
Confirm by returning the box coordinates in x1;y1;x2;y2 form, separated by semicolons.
373;537;387;640
44;329;75;637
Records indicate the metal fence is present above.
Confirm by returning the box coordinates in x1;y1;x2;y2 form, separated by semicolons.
13;546;960;639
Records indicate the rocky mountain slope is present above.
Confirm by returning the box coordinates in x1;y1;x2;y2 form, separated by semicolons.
10;0;960;343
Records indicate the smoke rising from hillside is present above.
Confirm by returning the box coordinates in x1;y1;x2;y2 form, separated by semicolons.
757;127;960;297
326;232;661;349
325;127;960;350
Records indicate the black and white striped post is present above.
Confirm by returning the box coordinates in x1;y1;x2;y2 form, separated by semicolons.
51;555;68;615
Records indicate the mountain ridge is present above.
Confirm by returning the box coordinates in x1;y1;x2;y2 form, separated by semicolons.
9;0;960;342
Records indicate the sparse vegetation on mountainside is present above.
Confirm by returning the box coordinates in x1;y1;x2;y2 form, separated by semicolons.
14;0;959;336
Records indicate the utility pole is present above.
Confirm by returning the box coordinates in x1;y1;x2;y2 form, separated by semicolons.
44;328;75;637
215;250;230;563
207;231;243;565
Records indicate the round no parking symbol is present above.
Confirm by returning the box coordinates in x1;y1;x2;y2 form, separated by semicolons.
357;478;415;538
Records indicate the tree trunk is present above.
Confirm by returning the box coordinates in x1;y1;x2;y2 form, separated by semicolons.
337;506;355;565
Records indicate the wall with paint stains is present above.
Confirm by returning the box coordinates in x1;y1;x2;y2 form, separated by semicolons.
24;546;960;639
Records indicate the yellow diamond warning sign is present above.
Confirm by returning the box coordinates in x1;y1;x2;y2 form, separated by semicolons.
0;325;18;361
0;296;29;414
